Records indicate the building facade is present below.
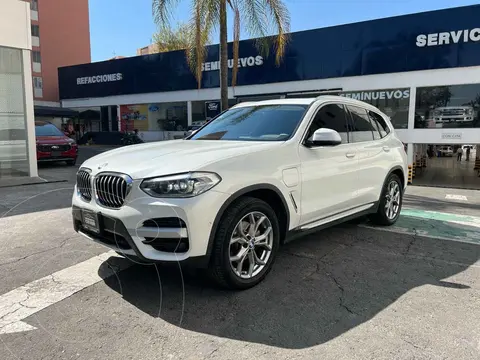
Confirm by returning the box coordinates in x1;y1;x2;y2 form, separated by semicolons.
136;44;159;56
0;0;37;182
59;5;480;165
29;0;91;105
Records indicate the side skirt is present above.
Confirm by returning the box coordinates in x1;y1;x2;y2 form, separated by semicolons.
284;202;379;243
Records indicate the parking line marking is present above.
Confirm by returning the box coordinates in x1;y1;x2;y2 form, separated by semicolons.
360;208;480;245
0;250;131;335
400;209;480;226
445;194;468;201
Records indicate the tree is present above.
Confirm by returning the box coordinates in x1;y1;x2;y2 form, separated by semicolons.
153;0;290;111
153;22;211;53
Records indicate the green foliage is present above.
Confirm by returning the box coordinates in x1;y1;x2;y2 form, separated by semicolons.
153;22;210;53
152;0;290;108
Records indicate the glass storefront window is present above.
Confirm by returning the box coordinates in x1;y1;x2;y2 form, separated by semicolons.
148;102;188;131
120;104;148;132
0;47;29;179
70;107;102;136
415;84;480;129
340;88;410;129
192;100;237;124
192;101;208;123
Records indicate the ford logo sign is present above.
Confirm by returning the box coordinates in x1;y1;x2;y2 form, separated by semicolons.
208;103;219;111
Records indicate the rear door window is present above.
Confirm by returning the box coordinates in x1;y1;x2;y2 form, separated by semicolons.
346;105;376;142
368;111;391;138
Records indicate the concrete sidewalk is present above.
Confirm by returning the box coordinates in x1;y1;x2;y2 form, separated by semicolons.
0;145;117;189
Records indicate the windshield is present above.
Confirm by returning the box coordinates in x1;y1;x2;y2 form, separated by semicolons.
189;104;308;141
35;123;64;137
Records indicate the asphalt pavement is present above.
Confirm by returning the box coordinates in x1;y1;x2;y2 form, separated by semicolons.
0;146;479;360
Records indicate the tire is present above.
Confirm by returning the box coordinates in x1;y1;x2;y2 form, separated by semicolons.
369;173;403;226
66;158;77;166
208;196;280;290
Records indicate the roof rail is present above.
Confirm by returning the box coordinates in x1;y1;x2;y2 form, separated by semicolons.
231;101;255;108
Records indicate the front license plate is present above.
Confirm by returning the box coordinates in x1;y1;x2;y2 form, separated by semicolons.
51;151;62;157
82;210;100;233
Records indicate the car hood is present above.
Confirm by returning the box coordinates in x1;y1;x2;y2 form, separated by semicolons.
81;140;282;179
36;136;73;144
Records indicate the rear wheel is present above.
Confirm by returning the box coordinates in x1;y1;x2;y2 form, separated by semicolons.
369;174;403;226
209;197;280;290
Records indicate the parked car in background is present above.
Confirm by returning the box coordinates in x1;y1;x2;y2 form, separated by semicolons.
77;131;144;146
73;96;407;290
432;106;475;125
121;132;144;146
437;146;453;157
36;121;78;165
185;121;207;137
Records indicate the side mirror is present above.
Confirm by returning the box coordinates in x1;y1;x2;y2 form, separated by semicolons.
306;128;342;147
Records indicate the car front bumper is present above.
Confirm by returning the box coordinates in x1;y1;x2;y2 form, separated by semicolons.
37;147;78;161
72;184;230;266
434;116;474;123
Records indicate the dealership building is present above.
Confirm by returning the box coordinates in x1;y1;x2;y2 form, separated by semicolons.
59;5;480;187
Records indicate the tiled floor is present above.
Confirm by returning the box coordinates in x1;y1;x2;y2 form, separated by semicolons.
413;155;480;190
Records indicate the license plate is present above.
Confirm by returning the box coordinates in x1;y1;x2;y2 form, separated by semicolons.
51;150;62;157
82;210;100;233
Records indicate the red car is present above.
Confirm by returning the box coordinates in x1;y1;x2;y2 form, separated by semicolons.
35;121;78;165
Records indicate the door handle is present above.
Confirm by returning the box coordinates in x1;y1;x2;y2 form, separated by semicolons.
382;146;390;152
345;153;356;159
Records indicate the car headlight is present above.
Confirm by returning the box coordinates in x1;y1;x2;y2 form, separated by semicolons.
432;110;441;117
466;108;474;115
140;172;221;198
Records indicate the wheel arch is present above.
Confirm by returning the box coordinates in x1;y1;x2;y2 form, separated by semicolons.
372;165;405;212
387;165;406;190
205;184;291;262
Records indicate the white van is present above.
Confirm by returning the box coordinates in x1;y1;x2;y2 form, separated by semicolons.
438;146;453;157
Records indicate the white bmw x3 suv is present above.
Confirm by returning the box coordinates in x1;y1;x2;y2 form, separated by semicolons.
72;96;407;289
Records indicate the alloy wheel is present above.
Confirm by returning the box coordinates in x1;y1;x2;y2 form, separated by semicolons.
229;211;274;279
384;180;401;219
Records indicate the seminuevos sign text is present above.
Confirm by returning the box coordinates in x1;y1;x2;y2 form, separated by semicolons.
340;89;410;101
202;56;264;72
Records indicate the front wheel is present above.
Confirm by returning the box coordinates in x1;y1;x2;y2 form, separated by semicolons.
208;197;280;290
369;174;403;226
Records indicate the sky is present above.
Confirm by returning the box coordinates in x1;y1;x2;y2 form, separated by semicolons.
89;0;480;62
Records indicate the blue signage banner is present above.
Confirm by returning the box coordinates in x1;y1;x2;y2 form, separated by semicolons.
58;5;480;100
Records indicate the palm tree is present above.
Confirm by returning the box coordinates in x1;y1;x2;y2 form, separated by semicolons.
153;22;211;53
152;0;290;111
